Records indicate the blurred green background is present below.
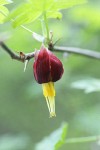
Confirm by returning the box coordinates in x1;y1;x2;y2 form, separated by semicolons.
0;0;100;150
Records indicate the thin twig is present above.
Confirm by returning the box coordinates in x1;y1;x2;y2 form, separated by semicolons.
1;9;100;59
0;42;35;62
0;42;23;61
1;42;100;62
54;46;100;59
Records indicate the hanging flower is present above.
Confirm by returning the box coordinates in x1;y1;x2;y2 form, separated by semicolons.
33;45;64;117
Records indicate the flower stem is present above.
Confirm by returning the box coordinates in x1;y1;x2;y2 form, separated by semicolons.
41;20;46;39
43;11;49;42
65;135;100;144
21;25;33;33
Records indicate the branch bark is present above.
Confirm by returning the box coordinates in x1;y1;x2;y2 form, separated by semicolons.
0;42;35;62
1;42;100;62
0;42;23;61
54;46;100;59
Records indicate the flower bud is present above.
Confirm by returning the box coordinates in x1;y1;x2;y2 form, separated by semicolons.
33;45;64;84
33;45;64;117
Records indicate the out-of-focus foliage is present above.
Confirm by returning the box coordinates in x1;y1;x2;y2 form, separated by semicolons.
70;5;100;30
71;78;100;93
0;134;30;150
54;123;68;150
0;0;100;150
35;123;68;150
0;0;12;23
5;0;87;27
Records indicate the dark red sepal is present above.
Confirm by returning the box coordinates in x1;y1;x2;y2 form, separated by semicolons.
33;45;64;84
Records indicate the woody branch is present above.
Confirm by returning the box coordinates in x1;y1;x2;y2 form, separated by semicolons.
0;41;100;62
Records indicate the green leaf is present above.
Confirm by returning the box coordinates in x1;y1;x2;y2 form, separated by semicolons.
55;141;64;150
50;0;87;11
47;0;87;19
31;0;54;10
5;0;87;27
35;123;68;150
30;0;87;11
5;2;42;27
12;10;41;28
61;123;68;140
47;11;62;19
0;0;12;23
0;5;9;15
0;13;5;23
54;123;68;150
0;6;9;23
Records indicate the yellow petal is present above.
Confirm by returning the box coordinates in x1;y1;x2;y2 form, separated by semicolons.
42;82;56;117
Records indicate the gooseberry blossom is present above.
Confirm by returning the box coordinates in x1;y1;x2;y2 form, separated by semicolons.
33;45;64;117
